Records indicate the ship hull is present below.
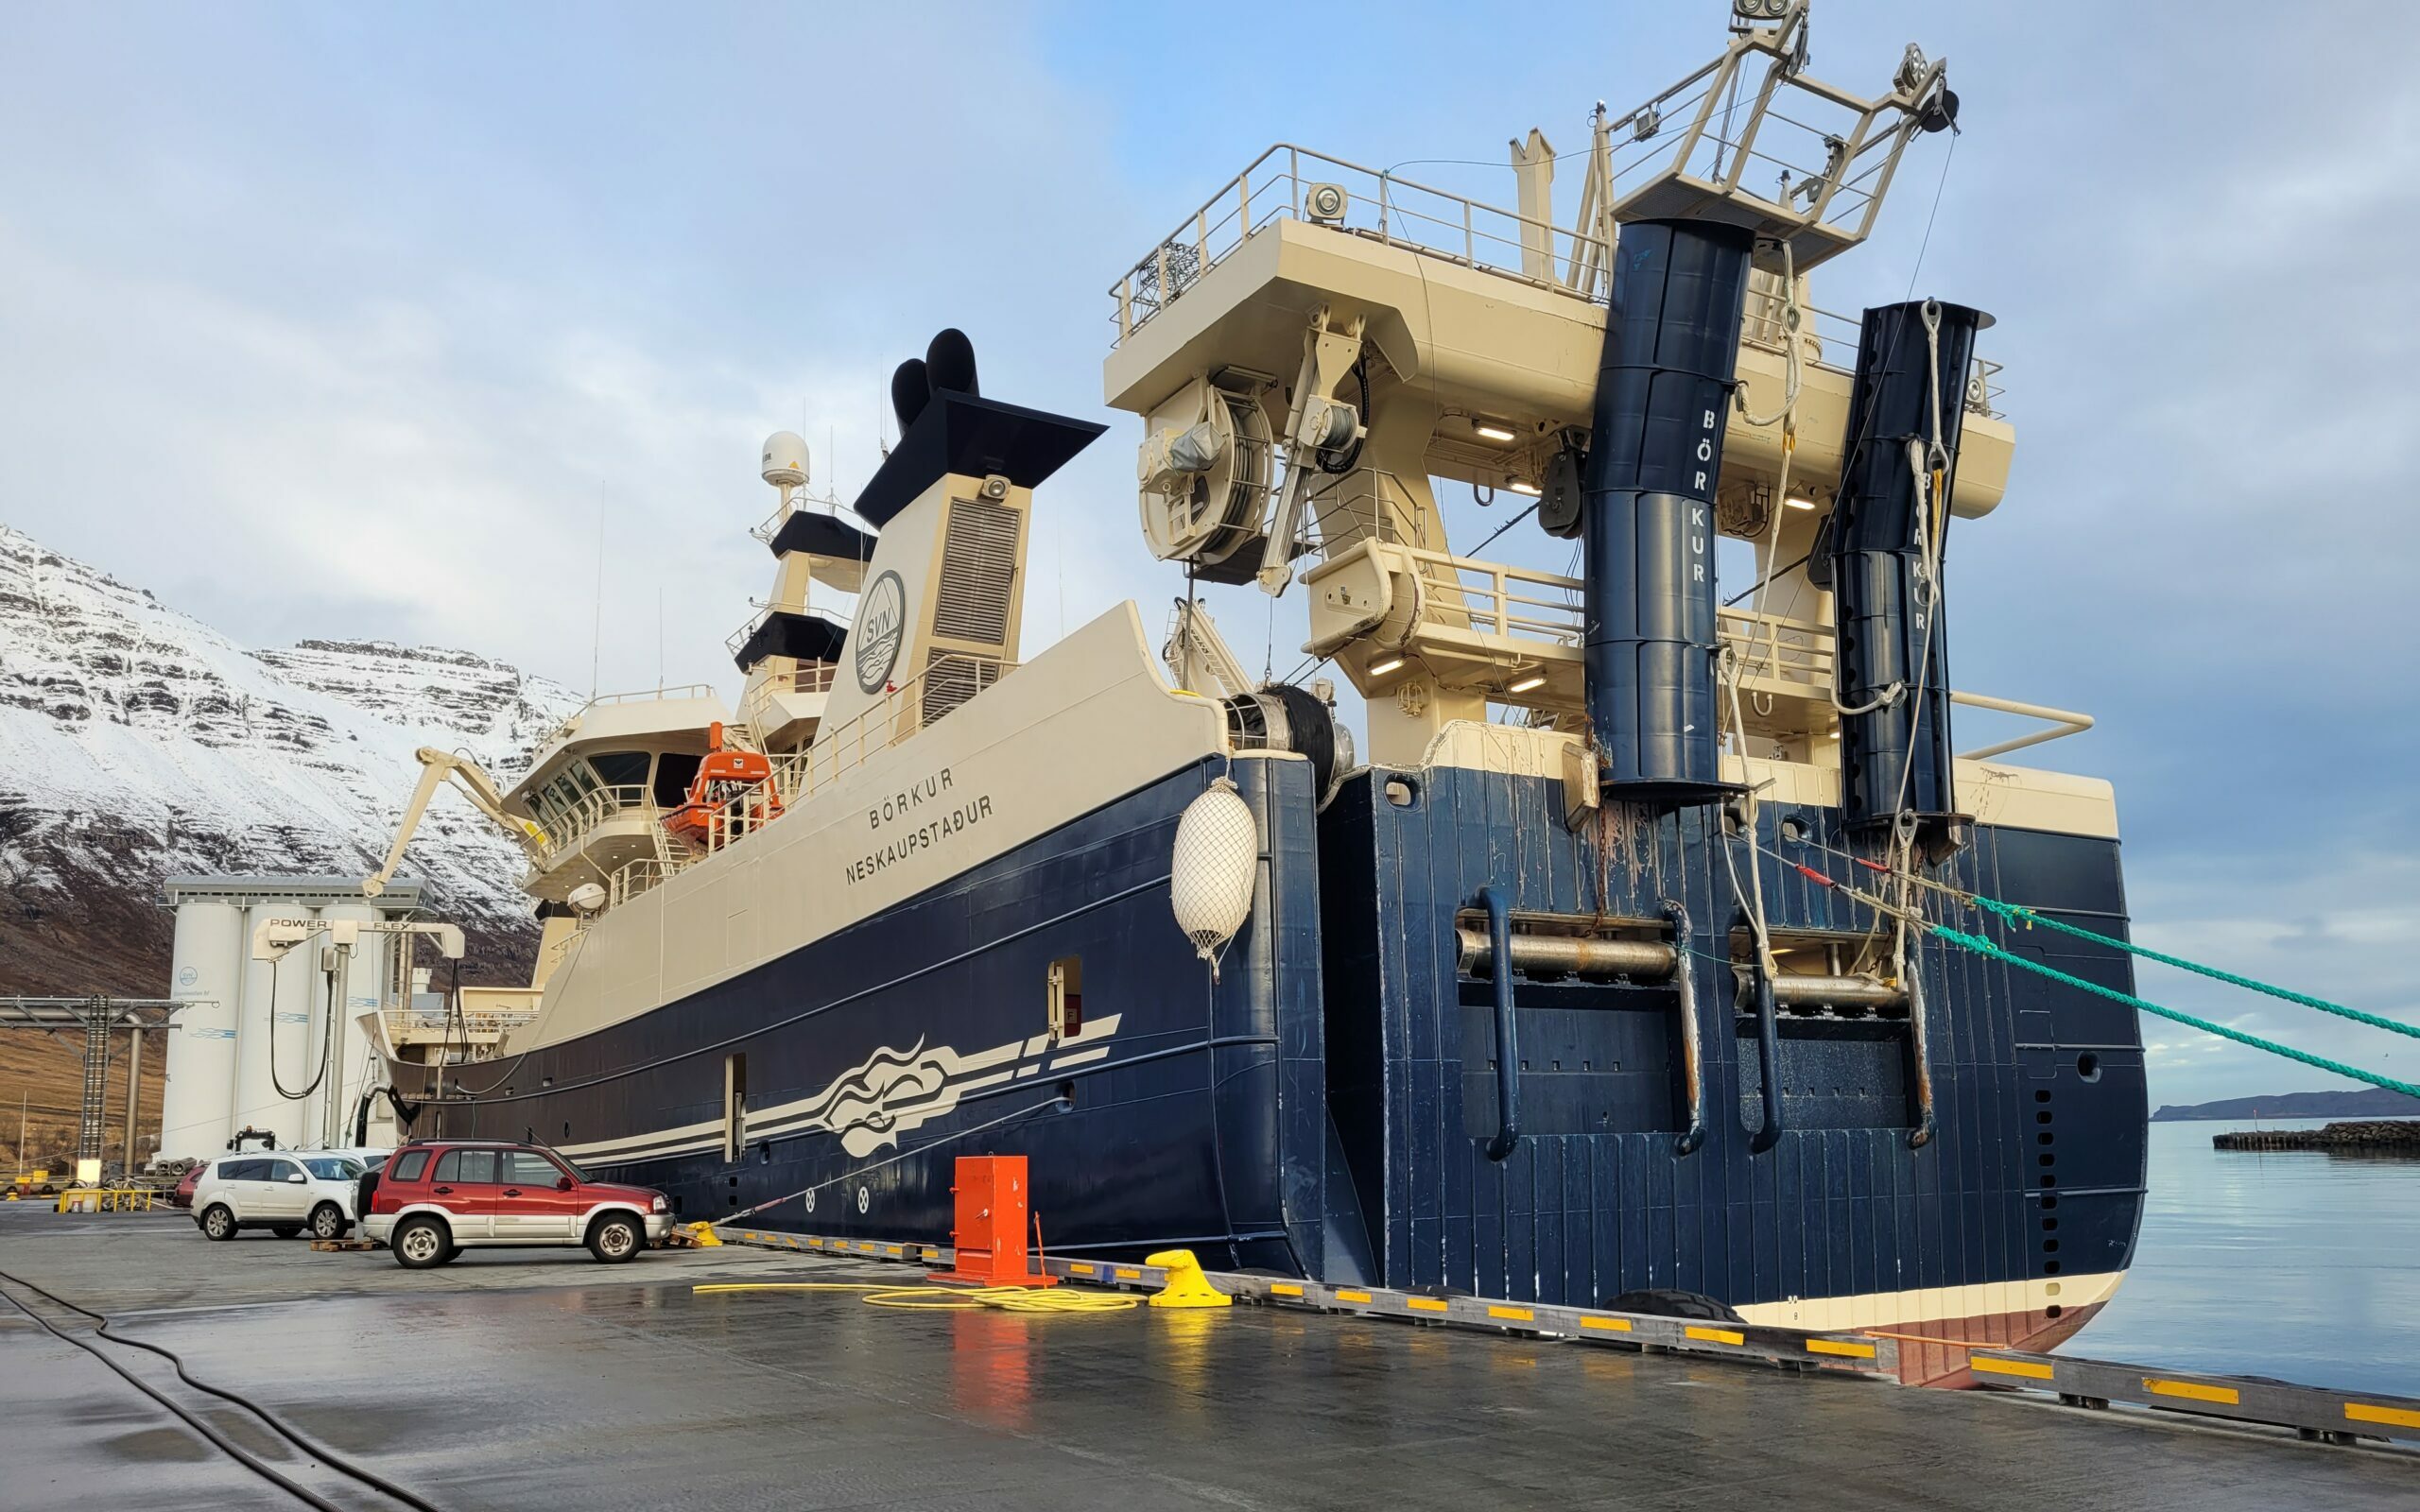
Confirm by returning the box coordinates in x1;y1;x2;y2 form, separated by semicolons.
390;745;2145;1370
1319;763;2149;1341
399;754;1355;1278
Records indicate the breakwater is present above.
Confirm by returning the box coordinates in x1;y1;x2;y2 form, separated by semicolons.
2212;1119;2420;1152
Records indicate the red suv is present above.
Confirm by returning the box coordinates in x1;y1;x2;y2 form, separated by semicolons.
360;1139;671;1268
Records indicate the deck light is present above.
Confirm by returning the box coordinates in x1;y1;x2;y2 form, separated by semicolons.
1367;654;1406;677
1786;495;1817;511
1507;477;1543;496
1473;420;1518;443
1507;672;1547;695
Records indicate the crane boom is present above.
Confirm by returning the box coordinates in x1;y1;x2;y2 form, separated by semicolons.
1162;598;1258;699
364;747;549;898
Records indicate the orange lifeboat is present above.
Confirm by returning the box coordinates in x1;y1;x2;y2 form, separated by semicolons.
662;722;784;850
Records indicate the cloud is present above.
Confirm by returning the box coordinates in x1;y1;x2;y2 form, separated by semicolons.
0;0;2411;1106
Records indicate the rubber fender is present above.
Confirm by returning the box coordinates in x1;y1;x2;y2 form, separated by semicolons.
1603;1287;1747;1324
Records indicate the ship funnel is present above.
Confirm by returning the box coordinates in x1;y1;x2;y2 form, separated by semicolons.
1580;219;1754;799
1823;299;1988;839
890;357;931;432
890;329;983;435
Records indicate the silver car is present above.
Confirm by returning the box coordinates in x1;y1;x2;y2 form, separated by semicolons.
192;1153;365;1242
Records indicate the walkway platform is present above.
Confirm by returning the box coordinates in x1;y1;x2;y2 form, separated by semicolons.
0;1206;2411;1510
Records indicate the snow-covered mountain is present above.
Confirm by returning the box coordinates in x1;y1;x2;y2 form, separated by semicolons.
0;522;581;994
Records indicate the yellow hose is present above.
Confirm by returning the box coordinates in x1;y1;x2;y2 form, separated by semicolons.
692;1281;1141;1314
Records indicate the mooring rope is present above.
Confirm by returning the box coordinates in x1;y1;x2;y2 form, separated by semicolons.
1928;923;2420;1101
1964;895;2420;1043
1780;850;2420;1097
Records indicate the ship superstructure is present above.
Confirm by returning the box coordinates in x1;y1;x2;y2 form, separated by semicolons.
362;1;2146;1386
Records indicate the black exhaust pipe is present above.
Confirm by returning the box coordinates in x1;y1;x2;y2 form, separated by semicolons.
1581;219;1754;799
1824;299;1987;836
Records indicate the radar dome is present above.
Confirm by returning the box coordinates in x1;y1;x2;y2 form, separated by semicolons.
761;431;810;488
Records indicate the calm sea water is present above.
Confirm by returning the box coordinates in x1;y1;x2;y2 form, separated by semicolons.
2074;1117;2420;1397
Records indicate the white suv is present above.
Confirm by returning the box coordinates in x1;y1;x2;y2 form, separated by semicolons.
193;1153;364;1242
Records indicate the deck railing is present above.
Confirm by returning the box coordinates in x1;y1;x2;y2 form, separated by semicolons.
768;652;1015;809
1110;144;1607;347
529;685;718;757
740;662;838;733
1344;545;2081;757
1305;467;1432;551
1111;145;2005;419
530;784;652;867
381;1005;541;1041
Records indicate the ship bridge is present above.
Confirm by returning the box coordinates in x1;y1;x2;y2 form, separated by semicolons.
506;684;732;902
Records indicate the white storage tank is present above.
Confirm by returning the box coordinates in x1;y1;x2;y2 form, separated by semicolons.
230;899;317;1147
158;901;244;1160
318;902;383;1147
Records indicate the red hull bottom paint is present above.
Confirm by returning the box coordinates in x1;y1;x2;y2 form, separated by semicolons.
1880;1302;2107;1388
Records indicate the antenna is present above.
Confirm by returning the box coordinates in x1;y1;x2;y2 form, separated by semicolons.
591;485;605;699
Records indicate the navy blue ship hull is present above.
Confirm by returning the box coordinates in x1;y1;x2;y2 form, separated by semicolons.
403;756;1355;1278
1319;766;2148;1318
397;753;2145;1347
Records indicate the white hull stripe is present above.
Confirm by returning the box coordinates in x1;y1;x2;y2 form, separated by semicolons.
1733;1270;2124;1334
557;1015;1121;1165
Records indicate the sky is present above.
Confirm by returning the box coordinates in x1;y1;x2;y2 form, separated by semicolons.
1;1;2413;1107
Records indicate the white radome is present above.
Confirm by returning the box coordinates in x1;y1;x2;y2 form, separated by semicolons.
1169;776;1258;972
761;430;810;488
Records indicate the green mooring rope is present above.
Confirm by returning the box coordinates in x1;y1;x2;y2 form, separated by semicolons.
1968;895;2420;1043
1931;923;2420;1100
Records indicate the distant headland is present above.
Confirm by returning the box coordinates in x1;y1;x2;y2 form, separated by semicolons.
2152;1088;2420;1123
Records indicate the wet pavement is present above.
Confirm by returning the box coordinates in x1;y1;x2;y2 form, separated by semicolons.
0;1205;2411;1510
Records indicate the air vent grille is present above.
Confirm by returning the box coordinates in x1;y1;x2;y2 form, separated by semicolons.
932;496;1019;645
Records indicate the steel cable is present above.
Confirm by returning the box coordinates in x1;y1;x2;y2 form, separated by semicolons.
0;1265;442;1512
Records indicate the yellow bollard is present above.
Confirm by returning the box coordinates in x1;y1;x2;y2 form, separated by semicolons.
679;1221;724;1247
1143;1248;1232;1310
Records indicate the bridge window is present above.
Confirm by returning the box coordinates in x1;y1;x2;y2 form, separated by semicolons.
654;752;702;808
589;750;651;788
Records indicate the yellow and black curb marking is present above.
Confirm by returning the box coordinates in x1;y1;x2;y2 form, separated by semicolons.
710;1227;1894;1378
1970;1350;2420;1446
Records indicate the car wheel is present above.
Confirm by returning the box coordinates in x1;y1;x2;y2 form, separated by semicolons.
392;1216;450;1269
587;1213;643;1263
270;1224;302;1239
308;1203;346;1241
199;1204;236;1242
